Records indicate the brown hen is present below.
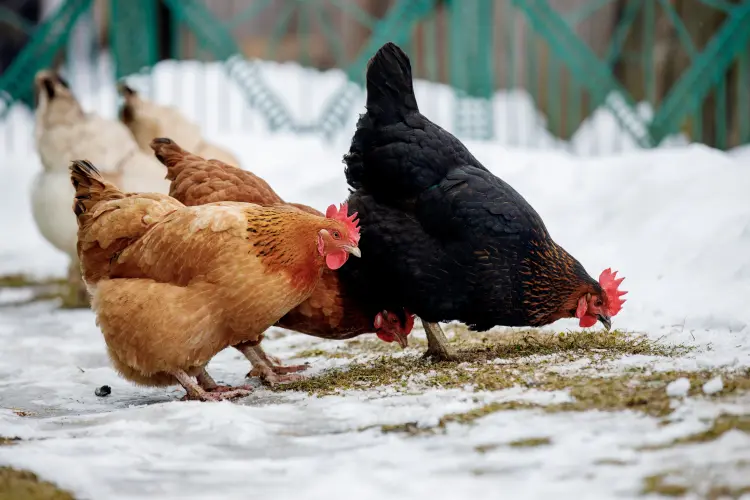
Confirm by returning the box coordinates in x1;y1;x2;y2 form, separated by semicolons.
70;159;361;401
149;138;414;379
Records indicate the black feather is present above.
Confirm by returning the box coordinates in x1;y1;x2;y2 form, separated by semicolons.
338;42;601;332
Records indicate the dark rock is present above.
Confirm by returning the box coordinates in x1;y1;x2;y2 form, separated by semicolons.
95;385;112;397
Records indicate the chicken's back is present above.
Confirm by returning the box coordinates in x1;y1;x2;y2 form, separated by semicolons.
152;137;281;206
119;85;241;167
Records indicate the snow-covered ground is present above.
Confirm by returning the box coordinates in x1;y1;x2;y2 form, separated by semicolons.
0;60;749;499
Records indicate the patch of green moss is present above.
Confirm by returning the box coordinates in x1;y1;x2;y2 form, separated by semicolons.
642;473;689;497
0;467;76;500
507;437;552;448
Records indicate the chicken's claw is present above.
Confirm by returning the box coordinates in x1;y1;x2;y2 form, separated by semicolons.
206;384;255;394
239;344;309;383
258;373;307;387
182;389;252;402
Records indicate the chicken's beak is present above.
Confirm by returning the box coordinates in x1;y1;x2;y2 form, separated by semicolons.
393;331;409;349
343;245;361;258
597;314;612;331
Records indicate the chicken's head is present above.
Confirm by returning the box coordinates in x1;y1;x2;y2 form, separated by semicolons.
117;83;201;151
33;70;83;128
575;268;627;330
318;203;362;270
374;309;415;348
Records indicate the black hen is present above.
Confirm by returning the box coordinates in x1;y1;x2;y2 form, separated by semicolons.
338;42;626;360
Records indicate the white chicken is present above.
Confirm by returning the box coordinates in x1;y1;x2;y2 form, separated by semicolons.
32;70;171;307
118;83;241;167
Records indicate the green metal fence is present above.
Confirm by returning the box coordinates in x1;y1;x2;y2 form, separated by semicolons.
1;0;750;153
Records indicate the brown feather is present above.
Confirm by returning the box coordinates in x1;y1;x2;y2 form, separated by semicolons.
71;159;352;388
153;139;377;339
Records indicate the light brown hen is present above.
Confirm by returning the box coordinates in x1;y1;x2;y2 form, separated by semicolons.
149;138;414;379
118;84;241;167
70;159;361;401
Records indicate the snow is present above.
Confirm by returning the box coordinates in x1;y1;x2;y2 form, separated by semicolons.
703;377;724;396
0;58;749;499
666;378;691;398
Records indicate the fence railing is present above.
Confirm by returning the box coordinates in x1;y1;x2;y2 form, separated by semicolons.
1;0;749;154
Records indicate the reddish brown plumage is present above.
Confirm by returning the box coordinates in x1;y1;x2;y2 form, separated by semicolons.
150;138;411;341
70;159;360;393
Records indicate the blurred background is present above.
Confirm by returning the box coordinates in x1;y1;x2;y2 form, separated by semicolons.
1;0;749;155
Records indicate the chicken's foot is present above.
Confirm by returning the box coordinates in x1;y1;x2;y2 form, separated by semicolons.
237;345;307;386
422;321;457;362
196;367;254;394
253;345;308;374
174;370;251;401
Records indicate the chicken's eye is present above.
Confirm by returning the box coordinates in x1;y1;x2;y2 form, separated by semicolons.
332;231;341;240
594;299;603;307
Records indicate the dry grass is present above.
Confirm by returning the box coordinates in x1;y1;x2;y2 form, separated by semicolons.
0;467;76;500
0;275;66;289
642;471;750;499
294;348;354;359
0;274;72;308
0;437;20;446
272;328;750;425
275;329;695;409
640;413;750;450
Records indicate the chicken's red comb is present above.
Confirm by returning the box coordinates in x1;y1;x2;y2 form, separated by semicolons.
599;268;627;316
326;202;360;243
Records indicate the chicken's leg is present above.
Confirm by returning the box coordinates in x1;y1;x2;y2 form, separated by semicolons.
196;367;254;394
174;370;251;401
422;321;457;362
236;345;307;386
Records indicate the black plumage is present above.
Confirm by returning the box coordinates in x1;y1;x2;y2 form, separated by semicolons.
338;42;609;336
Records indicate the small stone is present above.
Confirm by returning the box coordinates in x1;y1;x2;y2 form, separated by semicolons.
666;377;690;398
702;376;723;395
95;385;112;397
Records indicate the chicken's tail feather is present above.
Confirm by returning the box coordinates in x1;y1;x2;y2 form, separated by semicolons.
365;42;418;119
150;137;198;181
70;160;124;222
